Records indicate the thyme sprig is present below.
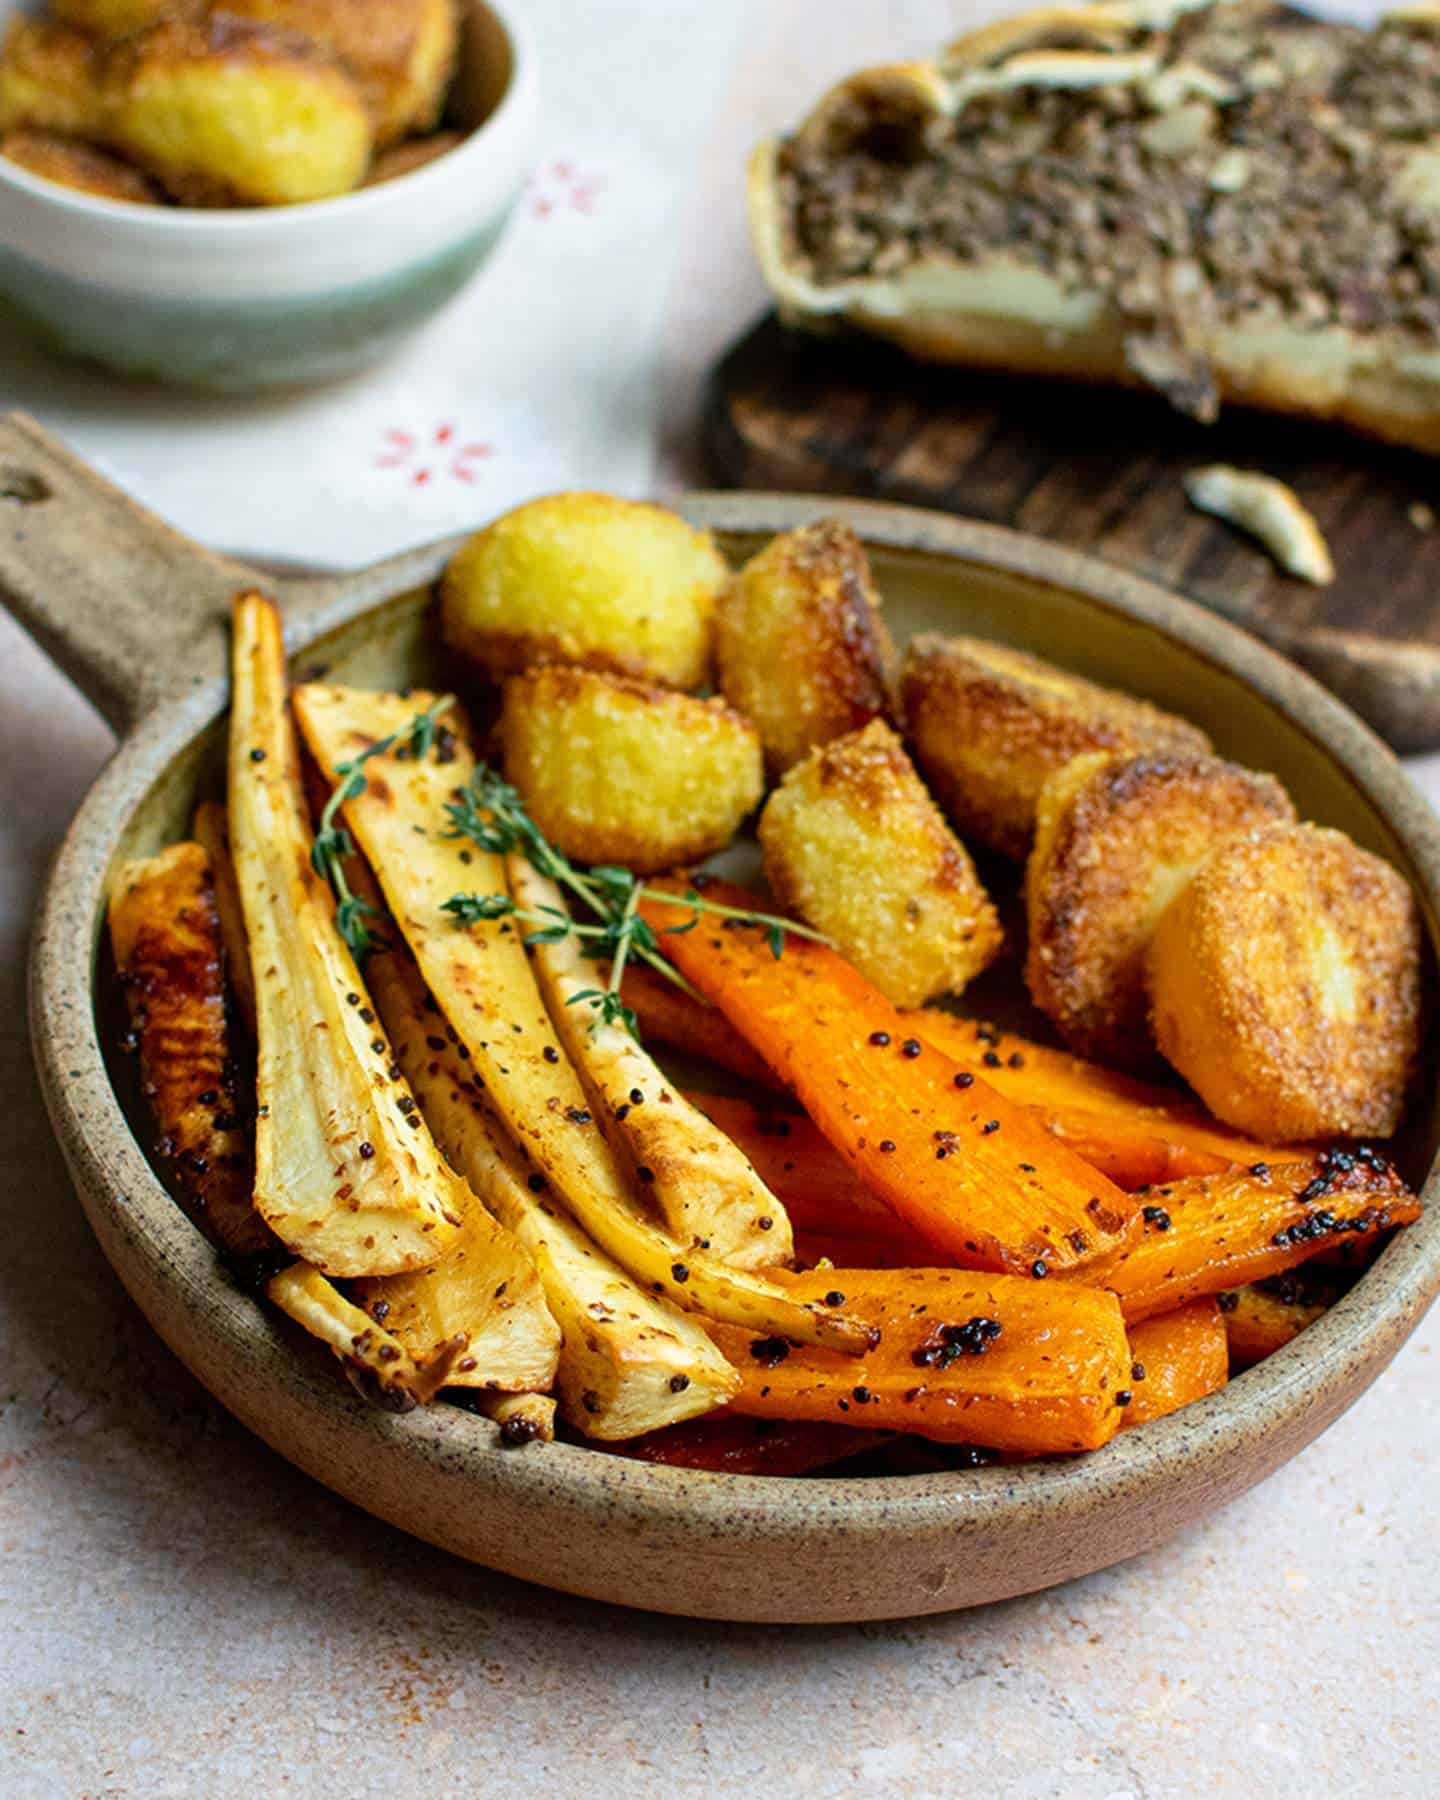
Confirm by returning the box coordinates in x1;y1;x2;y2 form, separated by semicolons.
311;694;455;962
440;762;831;1035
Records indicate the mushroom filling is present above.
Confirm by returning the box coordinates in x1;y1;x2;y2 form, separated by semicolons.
777;3;1440;418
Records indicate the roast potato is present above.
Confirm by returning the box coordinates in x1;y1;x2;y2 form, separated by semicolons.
444;492;728;692
364;127;463;186
1;127;161;202
759;719;1002;1008
219;0;458;145
1147;822;1422;1139
107;15;372;205
0;19;104;140
714;518;899;778
50;0;179;36
902;634;1212;860
502;665;763;874
1025;751;1295;1069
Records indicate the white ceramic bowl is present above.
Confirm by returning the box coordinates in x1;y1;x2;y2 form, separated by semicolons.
0;0;537;389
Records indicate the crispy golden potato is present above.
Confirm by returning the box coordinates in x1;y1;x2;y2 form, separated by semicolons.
0;19;104;139
714;518;899;778
0;128;162;202
50;0;179;37
502;665;763;875
220;0;458;145
1147;822;1423;1139
902;634;1213;860
1025;751;1295;1069
443;493;727;692
759;719;1002;1008
364;127;463;185
107;15;372;205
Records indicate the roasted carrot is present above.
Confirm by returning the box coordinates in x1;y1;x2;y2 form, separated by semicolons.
907;1009;1299;1188
685;1094;907;1231
640;881;1139;1275
687;1093;936;1268
620;964;779;1088
608;1414;890;1476
267;1261;463;1408
1072;1150;1420;1324
1121;1300;1228;1427
108;841;273;1259
1220;1276;1337;1367
626;954;1297;1189
703;1267;1132;1454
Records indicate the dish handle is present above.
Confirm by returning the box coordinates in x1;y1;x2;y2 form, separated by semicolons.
0;412;336;736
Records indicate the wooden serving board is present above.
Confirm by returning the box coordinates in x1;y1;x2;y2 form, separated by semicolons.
704;313;1440;753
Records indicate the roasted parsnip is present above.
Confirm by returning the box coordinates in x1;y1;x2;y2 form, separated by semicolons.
292;682;870;1355
362;937;738;1436
350;1183;561;1395
508;854;793;1270
282;731;562;1393
470;1390;558;1445
228;594;464;1277
191;800;257;1035
337;921;557;1397
107;840;272;1259
267;1261;462;1407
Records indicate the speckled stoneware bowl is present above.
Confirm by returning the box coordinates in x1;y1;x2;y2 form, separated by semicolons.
6;413;1439;1623
0;0;534;389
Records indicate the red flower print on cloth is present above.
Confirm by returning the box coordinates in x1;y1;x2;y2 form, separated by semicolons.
375;424;494;487
527;157;606;218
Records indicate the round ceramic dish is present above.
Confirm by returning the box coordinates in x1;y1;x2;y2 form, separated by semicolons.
0;0;535;389
5;414;1438;1624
